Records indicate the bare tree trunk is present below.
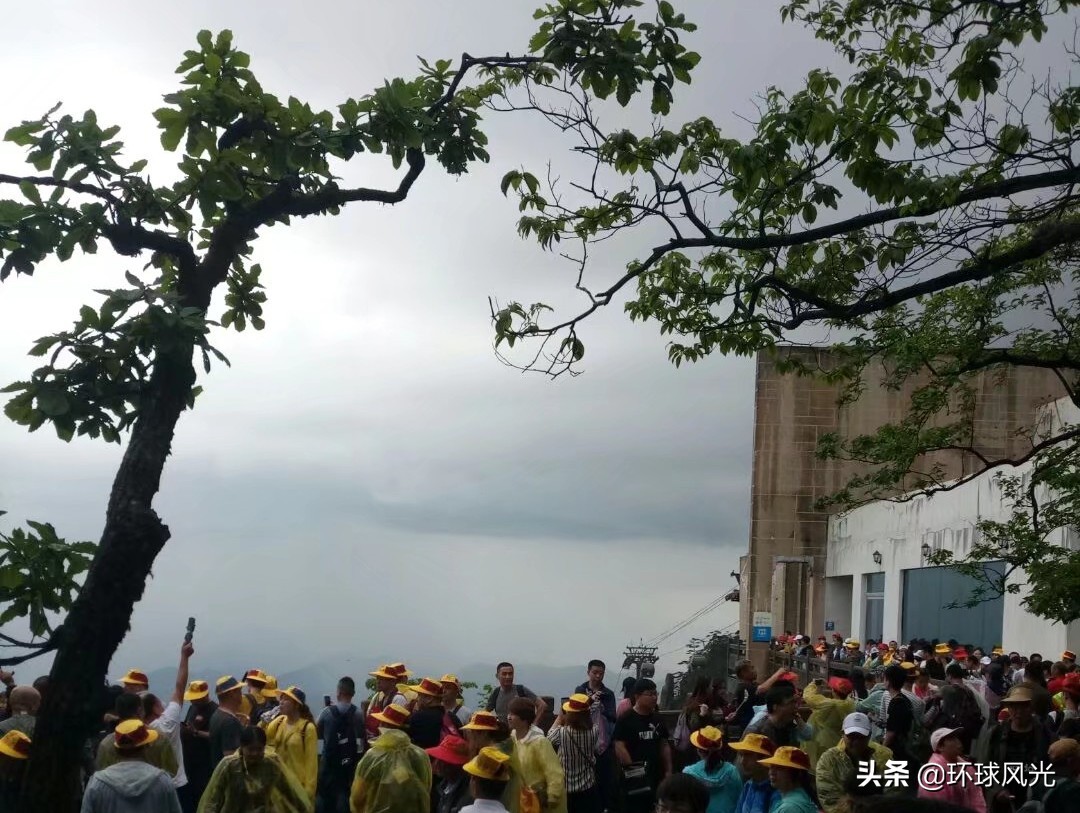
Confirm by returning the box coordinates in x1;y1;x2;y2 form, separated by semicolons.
21;339;196;812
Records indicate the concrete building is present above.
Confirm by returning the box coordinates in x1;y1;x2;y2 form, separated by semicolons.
740;348;1065;669
824;397;1080;656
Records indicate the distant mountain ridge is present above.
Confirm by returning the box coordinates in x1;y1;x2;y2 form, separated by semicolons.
139;659;598;708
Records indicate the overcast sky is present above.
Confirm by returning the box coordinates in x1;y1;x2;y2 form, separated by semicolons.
0;1;842;681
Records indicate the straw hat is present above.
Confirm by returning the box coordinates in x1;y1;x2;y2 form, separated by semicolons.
728;733;776;756
1062;650;1077;662
370;663;411;680
758;746;811;772
279;686;306;706
934;643;950;655
262;675;279;698
215;675;243;696
845;639;860;649
464;746;511;781
562;694;591;714
461;711;500;731
689;726;723;751
0;731;31;760
244;669;269;687
119;669;149;687
183;680;210;702
114;720;158;750
398;677;443;698
426;734;470;766
440;674;462;689
1001;686;1034;705
992;646;1005;656
371;703;410;729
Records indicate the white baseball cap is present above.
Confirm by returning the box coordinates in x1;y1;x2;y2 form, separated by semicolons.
842;712;872;737
930;727;963;752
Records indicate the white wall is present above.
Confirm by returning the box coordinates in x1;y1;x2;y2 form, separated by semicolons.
825;397;1080;656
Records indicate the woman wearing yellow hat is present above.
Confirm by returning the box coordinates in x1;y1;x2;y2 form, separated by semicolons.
547;694;601;813
265;686;317;800
681;726;740;813
757;746;818;813
461;711;525;813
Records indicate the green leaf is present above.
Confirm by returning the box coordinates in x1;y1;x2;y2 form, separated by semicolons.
196;30;213;50
500;170;521;197
160;118;187;152
0;570;23;590
36;388;70;417
18;181;42;205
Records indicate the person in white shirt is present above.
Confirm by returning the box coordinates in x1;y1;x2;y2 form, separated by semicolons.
142;640;194;791
459;745;511;813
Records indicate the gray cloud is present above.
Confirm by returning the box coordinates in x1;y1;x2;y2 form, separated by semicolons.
0;0;816;679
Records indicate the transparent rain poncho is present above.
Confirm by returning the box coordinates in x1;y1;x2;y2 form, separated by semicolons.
350;728;433;813
197;751;312;813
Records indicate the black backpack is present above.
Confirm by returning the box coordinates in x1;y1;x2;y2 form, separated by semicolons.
323;705;359;774
485;685;526;712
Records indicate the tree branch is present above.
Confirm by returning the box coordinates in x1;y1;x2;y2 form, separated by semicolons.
0;173;119;206
282;148;426;216
774;218;1080;327
0;632;50;650
0;636;56;667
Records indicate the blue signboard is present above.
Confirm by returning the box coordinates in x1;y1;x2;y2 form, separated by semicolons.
751;625;772;643
825;620;835;631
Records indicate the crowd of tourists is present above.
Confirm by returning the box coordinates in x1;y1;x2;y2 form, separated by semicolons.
1;638;1080;813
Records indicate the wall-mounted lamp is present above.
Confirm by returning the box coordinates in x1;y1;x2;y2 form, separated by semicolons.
872;550;883;566
921;543;932;559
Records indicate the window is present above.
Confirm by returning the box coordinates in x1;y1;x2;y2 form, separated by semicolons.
864;572;885;642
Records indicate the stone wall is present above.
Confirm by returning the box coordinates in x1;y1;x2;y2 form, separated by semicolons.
743;348;1066;669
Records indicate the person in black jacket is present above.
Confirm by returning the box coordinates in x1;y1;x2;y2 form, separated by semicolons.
426;734;473;813
316;677;364;813
407;677;448;749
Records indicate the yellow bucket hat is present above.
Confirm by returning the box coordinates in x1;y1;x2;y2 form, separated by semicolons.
0;730;30;760
758;746;811;772
464;746;511;781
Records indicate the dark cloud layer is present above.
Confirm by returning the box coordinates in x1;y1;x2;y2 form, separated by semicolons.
0;0;797;675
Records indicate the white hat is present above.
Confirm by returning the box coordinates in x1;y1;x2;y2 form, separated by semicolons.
913;650;926;659
842;712;872;737
980;656;992;666
930;727;963;752
868;647;879;656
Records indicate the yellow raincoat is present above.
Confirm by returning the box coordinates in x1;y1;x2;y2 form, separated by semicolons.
802;683;855;773
266;715;318;798
350;728;432;813
197;751;312;813
513;726;567;813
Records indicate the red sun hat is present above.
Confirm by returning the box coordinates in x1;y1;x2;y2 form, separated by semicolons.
828;677;853;697
426;734;470;766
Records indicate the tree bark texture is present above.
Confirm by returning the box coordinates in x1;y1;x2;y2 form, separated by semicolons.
21;339;196;812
